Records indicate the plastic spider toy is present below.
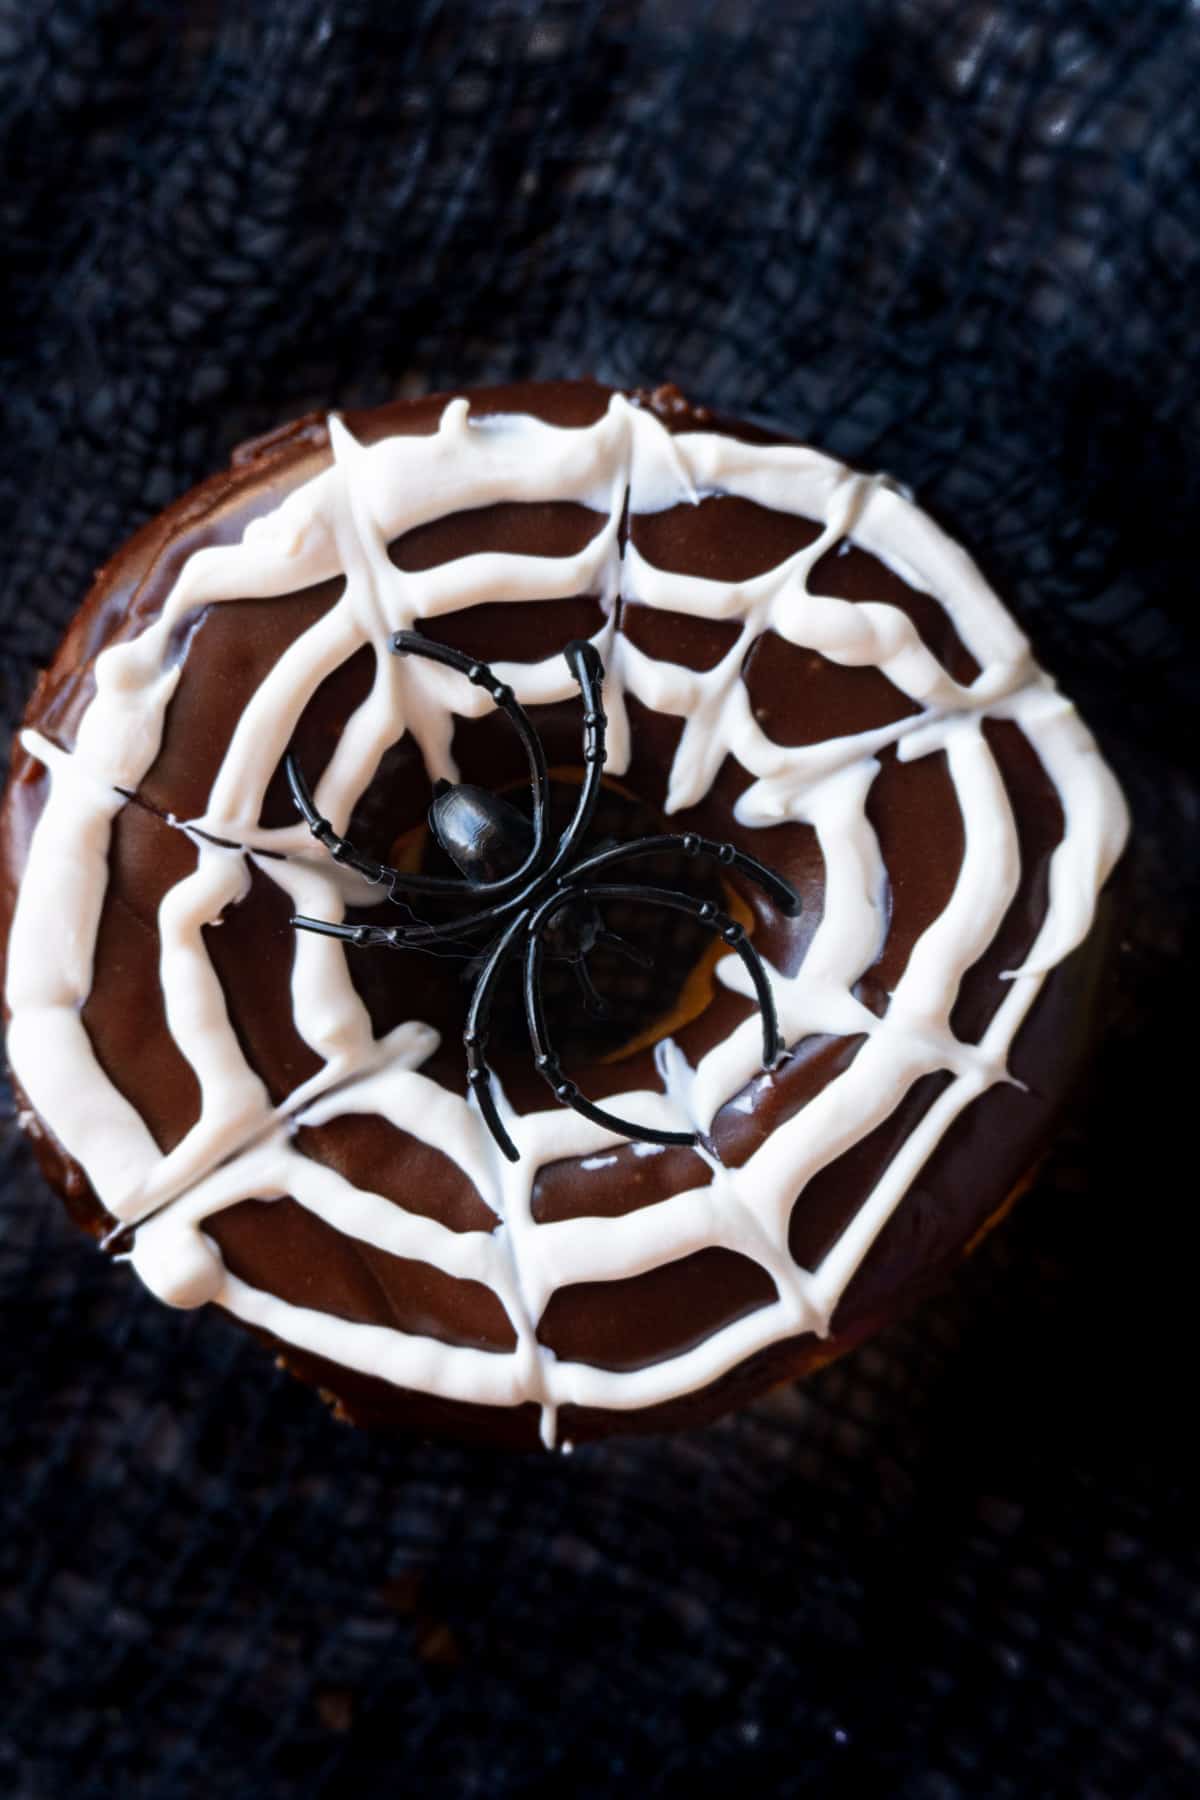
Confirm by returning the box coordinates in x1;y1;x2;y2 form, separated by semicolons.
286;632;802;1161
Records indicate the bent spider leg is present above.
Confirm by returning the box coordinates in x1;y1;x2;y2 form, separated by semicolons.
556;883;788;1071
462;910;530;1163
595;927;654;971
344;633;610;950
571;954;610;1017
561;833;803;918
389;630;551;897
285;753;394;887
285;753;458;926
286;744;528;947
523;893;697;1150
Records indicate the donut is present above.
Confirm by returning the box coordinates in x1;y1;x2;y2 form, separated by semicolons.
0;380;1129;1449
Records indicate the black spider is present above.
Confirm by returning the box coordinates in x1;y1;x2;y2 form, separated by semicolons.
285;632;801;1161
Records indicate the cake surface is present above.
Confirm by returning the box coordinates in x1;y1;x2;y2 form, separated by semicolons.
0;380;1129;1449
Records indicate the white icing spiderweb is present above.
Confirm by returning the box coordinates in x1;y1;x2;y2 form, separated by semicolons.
5;396;1128;1447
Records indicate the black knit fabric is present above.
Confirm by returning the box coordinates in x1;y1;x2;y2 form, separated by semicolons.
2;3;1197;1795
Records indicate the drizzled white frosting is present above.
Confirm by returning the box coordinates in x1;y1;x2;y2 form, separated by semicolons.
4;394;1129;1447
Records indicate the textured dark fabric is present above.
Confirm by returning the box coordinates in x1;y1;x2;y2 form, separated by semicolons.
2;2;1198;1795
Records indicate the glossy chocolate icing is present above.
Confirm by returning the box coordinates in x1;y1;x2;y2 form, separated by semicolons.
0;380;1117;1447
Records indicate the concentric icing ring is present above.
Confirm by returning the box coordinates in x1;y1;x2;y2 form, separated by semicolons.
3;388;1129;1448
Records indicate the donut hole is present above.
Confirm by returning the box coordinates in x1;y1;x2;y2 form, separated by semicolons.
295;681;807;1110
381;774;743;1068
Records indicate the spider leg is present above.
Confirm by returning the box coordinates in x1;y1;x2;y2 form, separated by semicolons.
389;631;550;898
341;633;608;946
462;910;530;1163
522;893;697;1149
289;914;409;949
291;911;492;958
537;638;609;882
561;831;802;918
594;927;654;972
571;954;610;1017
285;753;393;887
286;749;516;945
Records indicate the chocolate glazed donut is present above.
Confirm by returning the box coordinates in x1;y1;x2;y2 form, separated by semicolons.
0;381;1128;1450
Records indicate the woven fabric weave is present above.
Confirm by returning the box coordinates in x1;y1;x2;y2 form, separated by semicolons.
2;3;1197;1795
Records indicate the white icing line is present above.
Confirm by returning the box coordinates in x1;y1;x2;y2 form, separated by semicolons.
253;852;380;1070
6;393;1130;1435
199;601;363;841
6;734;164;1216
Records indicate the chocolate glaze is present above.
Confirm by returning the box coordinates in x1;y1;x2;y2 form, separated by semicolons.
0;379;1120;1448
83;800;203;1149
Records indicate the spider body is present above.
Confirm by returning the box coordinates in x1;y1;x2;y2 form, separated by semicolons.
287;632;802;1162
428;777;618;997
428;781;534;886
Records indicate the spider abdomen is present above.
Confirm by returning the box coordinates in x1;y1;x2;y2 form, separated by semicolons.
428;782;534;886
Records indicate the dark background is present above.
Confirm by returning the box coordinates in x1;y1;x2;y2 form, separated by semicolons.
2;2;1198;1795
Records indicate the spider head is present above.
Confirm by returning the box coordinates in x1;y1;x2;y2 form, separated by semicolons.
428;780;535;887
